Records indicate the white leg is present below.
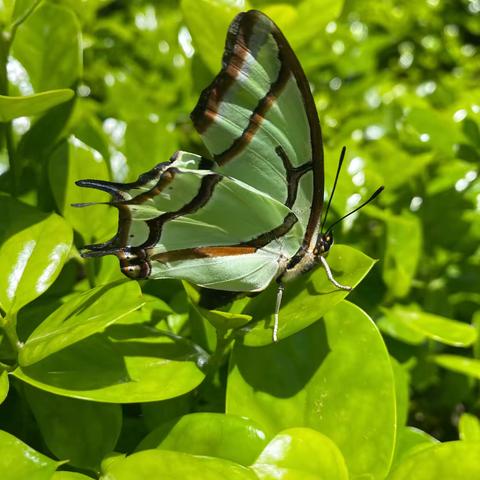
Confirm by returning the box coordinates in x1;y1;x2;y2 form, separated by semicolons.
319;256;352;291
273;283;284;342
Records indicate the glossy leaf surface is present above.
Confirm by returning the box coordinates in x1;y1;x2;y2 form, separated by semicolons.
228;301;396;479
388;441;480;479
12;2;82;91
19;281;144;366
0;213;72;314
0;89;74;121
252;427;348;480
137;412;268;466
14;324;207;403
100;450;257;480
0;429;61;480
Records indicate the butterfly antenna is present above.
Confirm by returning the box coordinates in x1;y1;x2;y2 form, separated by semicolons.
325;185;384;234
321;146;346;234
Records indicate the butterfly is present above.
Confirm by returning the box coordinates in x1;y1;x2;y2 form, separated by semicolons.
76;10;382;341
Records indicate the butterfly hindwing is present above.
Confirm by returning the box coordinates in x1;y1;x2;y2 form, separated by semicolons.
191;10;325;251
78;151;303;291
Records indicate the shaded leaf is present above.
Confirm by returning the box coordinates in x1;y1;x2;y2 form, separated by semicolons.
13;324;207;403
49;135;115;243
24;385;121;470
228;301;396;479
19;281;144;366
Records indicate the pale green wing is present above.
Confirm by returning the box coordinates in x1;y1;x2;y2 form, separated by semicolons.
76;151;303;292
191;10;324;252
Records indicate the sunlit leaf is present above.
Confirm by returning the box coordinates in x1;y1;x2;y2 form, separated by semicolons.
12;2;82;91
0;370;8;405
181;0;248;73
0;429;61;480
252;427;348;480
137;413;268;466
434;355;480;379
100;449;257;479
0;89;74;121
459;413;480;442
385;307;477;347
0;213;72;313
389;441;480;479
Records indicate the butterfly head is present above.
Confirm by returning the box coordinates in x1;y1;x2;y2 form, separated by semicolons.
315;231;334;257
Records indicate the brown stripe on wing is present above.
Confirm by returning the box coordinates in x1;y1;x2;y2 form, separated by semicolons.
152;246;257;263
142;173;223;249
213;58;291;165
191;12;256;134
150;212;298;264
275;146;312;209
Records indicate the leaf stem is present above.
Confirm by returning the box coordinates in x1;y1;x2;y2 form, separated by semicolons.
0;311;21;353
0;30;17;196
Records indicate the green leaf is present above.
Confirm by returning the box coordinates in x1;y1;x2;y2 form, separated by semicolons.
181;0;247;74
283;0;345;49
385;306;477;347
100;449;257;480
24;385;122;471
252;427;348;480
391;357;409;430
459;413;480;442
13;324;207;403
0;429;61;480
391;427;439;470
0;370;8;405
137;413;268;466
0;213;72;314
0;90;74;122
368;208;422;298
227;301;396;479
388;441;480;479
12;2;82;91
434;355;480;380
19;281;144;366
52;473;93;480
0;0;40;28
241;245;375;345
378;312;426;345
49;136;115;243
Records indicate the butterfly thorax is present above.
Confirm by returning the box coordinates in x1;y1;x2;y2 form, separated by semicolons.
279;232;334;283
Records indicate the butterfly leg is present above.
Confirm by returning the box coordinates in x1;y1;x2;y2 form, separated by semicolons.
319;255;352;291
273;283;285;342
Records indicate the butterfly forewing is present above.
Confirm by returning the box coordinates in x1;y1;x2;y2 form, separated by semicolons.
191;10;325;250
